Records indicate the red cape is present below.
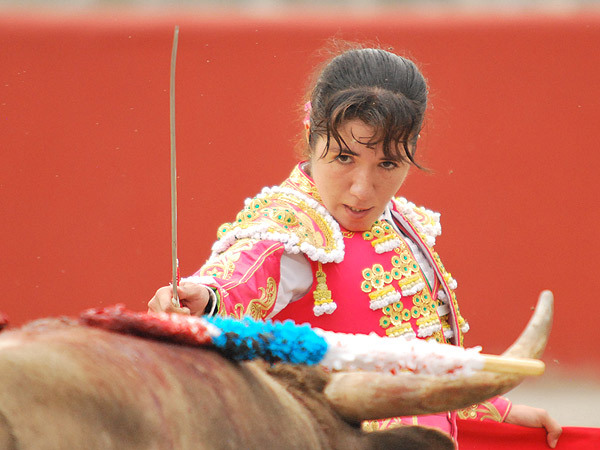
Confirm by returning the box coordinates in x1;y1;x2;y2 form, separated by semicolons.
458;419;599;449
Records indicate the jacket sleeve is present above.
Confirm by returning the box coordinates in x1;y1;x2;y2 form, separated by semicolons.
457;396;512;423
183;238;312;320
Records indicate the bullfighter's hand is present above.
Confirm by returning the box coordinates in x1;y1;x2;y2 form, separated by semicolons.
505;404;562;448
148;283;211;316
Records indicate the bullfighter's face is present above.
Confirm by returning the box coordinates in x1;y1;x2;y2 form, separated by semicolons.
308;119;410;232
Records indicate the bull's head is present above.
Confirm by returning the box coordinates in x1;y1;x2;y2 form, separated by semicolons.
0;291;552;450
324;290;553;423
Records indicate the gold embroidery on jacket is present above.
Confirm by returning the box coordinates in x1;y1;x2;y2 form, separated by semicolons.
362;416;419;431
359;224;445;339
362;417;403;431
380;288;443;339
362;221;397;249
286;167;323;202
217;196;337;251
457;401;503;422
361;264;394;293
380;301;414;337
232;277;277;320
313;262;334;309
200;240;255;279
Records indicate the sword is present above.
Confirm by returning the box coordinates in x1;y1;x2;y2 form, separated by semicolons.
170;26;180;308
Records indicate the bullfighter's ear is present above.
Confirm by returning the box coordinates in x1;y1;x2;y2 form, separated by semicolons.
361;426;455;450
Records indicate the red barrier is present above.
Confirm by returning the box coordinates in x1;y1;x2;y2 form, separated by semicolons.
1;12;599;369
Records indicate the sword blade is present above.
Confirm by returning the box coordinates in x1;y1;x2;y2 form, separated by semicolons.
170;26;180;307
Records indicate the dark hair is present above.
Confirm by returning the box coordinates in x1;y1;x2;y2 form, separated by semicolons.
304;47;428;167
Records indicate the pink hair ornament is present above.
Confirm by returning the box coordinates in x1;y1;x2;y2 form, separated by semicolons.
303;101;312;130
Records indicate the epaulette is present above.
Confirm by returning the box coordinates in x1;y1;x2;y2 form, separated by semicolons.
391;197;442;248
212;186;345;264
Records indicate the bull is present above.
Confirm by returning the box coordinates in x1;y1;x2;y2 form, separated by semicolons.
0;292;553;450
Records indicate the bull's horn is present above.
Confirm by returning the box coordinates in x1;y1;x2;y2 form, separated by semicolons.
502;290;553;359
324;290;553;424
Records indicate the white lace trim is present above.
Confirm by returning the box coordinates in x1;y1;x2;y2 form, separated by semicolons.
417;321;442;338
400;280;426;297
369;290;402;310
373;237;402;254
313;302;337;316
392;197;441;248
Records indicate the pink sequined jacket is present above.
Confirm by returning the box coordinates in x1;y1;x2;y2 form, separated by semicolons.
184;163;511;440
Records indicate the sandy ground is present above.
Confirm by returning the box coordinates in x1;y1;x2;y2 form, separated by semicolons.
506;367;600;428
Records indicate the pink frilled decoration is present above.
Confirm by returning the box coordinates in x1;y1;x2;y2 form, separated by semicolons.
303;101;312;130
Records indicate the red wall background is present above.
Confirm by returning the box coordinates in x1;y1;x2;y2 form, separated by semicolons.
1;11;599;371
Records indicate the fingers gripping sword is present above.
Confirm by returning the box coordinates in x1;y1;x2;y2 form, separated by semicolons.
170;26;180;308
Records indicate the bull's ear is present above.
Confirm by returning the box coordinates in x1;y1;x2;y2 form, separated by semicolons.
325;291;553;423
361;426;455;450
